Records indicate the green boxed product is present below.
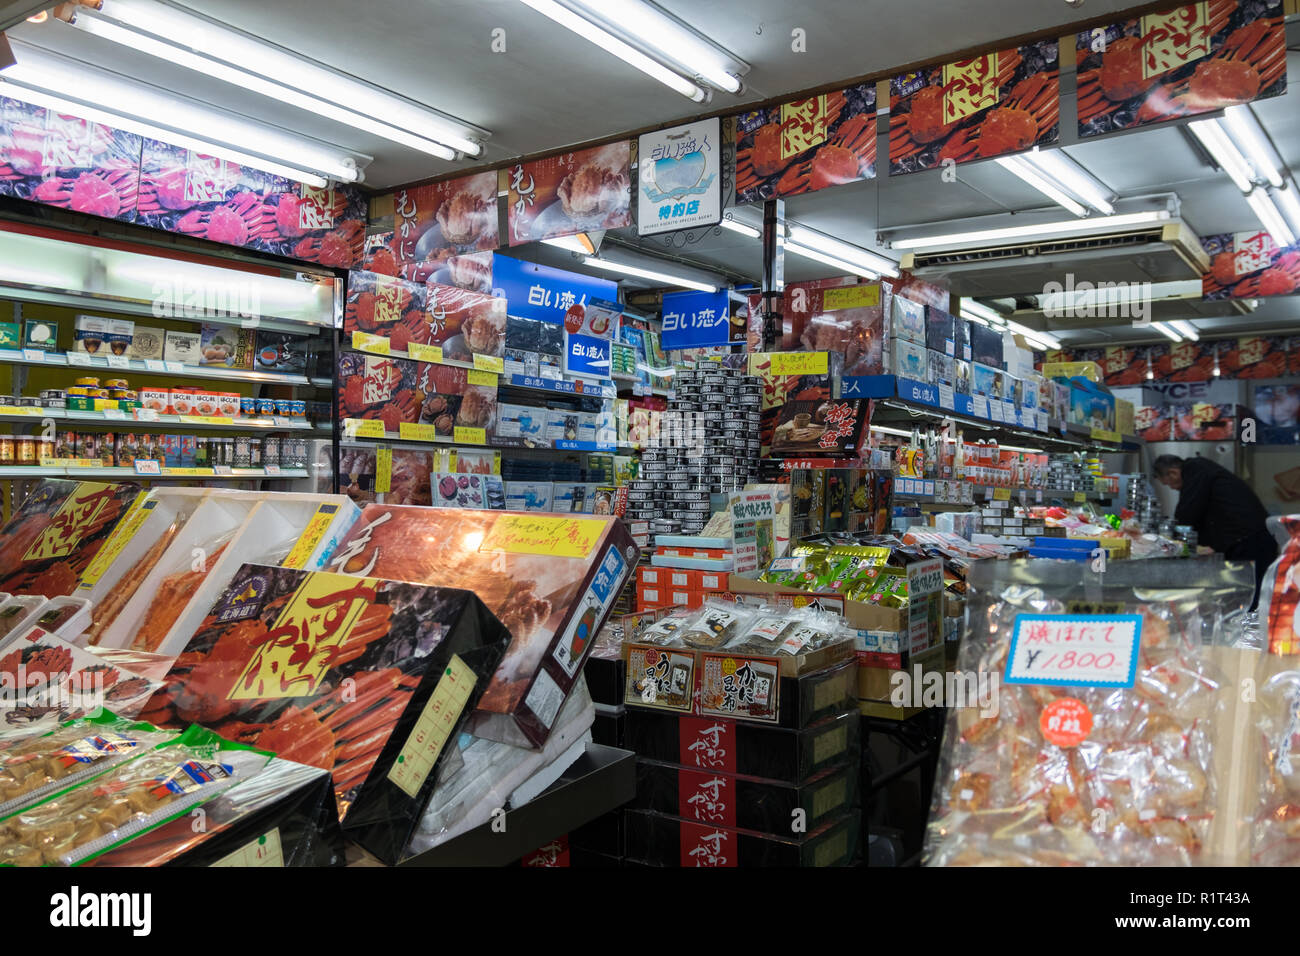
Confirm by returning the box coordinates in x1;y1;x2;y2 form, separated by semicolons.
23;319;58;351
0;322;20;348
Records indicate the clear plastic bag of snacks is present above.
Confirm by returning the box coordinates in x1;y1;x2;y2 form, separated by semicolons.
924;557;1253;867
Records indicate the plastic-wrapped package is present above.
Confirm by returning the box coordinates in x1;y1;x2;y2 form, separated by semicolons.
130;529;237;652
925;557;1252;866
0;725;264;866
679;601;754;650
84;503;192;645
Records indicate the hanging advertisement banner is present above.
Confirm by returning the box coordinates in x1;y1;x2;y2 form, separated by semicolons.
888;40;1059;175
661;289;730;350
1076;0;1286;139
1202;230;1300;300
507;141;632;246
734;84;876;203
492;253;618;324
638;117;721;236
390;170;499;266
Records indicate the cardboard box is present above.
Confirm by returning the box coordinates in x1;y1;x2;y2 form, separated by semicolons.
859;643;945;702
199;324;255;369
126;326;166;361
890;294;926;346
23;318;58;351
329;506;638;748
1044;360;1101;382
624;809;859;867
925;306;955;355
163;329;202;365
891;339;927;380
0;321;20;348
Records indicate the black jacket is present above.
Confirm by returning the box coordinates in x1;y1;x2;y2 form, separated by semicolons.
1174;457;1270;554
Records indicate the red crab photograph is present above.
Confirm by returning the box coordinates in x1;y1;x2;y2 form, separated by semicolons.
889;39;1059;175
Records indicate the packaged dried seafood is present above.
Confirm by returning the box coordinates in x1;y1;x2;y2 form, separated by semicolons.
925;557;1253;866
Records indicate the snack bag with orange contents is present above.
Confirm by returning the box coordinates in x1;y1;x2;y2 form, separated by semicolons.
925;557;1251;866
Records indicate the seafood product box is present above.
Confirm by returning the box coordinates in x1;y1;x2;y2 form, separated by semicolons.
136;563;511;865
623;710;859;783
624;808;859;867
85;756;346;867
0;480;141;598
632;760;857;834
90;491;360;656
344;270;507;364
337;352;498;437
328;505;638;748
198;324;255;369
0;626;163;719
888;294;927;347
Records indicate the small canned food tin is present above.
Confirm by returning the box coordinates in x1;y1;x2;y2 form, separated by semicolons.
104;379;129;390
239;397;257;416
291;400;306;418
256;397;276;416
74;377;101;388
0;435;15;465
40;389;65;401
17;396;41;407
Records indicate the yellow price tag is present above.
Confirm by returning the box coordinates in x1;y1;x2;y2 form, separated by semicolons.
80;492;155;588
345;419;386;439
993;487;1011;501
472;353;505;373
493;452;502;475
282;503;342;570
822;284;881;311
407;343;443;364
388;654;477;799
453;426;486;445
769;351;829;376
478;514;606;559
399;422;439;442
178;416;234;426
375;448;393;494
164;467;216;476
0;405;44;416
351;330;391;355
466;369;498;387
1090;427;1121;444
1074;491;1086;503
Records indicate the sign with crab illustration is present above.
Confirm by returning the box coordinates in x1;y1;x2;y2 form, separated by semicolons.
889;39;1059;175
507;141;631;246
735;83;875;203
1202;230;1300;300
391;169;499;271
1076;0;1286;139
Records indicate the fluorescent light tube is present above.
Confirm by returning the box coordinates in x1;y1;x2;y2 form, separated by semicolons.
1168;320;1199;341
100;0;484;156
583;256;717;292
890;211;1170;250
1246;188;1296;247
1188;119;1254;193
1272;183;1300;239
0;73;354;186
1006;319;1060;349
542;234;596;254
1222;106;1284;189
1152;322;1183;342
1022;149;1115;215
572;0;743;92
785;242;879;281
517;0;706;101
785;225;899;277
871;425;915;438
995;155;1087;217
961;299;1007;326
719;216;761;239
73;13;460;160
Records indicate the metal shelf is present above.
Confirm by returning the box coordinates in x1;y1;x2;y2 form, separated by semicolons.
0;466;308;480
0;348;324;387
1;407;321;432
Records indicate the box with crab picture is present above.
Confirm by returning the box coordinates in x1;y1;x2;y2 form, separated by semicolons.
135;139;273;243
337;352;422;434
0;96;142;224
252;180;368;268
415;361;498;439
327;505;638;748
131;562;511;864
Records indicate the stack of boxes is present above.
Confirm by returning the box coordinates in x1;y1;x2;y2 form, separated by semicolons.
635;540;733;611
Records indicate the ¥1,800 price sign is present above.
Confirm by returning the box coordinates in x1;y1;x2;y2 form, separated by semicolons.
1005;614;1142;688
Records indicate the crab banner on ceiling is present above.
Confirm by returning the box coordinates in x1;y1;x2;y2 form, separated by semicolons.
734;83;876;203
1202;230;1300;299
1075;0;1286;138
888;39;1059;175
506;141;632;246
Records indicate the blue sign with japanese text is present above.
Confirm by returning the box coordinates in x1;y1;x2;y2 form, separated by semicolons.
565;331;612;378
492;253;618;324
660;289;730;350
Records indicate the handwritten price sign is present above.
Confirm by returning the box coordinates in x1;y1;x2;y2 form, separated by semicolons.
1005;614;1142;688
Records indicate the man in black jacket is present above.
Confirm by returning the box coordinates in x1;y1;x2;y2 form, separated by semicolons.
1152;454;1277;607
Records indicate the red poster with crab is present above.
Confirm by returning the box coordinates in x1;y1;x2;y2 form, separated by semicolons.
889;40;1059;175
507;141;631;246
0;96;141;222
734;84;876;203
1203;230;1300;300
1076;0;1286;138
391;170;498;268
345;269;506;364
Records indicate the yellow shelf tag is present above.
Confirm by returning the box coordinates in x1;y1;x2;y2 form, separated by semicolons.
351;331;391;355
453;426;486;445
283;502;342;570
387;654;477;799
80;492;155;588
478;514;606;558
822;284;880;311
399;422;439;442
769;352;828;376
375;448;393;494
472;353;505;373
466;369;498;387
407;343;443;364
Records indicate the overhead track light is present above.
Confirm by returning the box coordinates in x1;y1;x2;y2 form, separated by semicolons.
516;0;709;101
66;0;485;159
582;256;719;293
889;211;1171;250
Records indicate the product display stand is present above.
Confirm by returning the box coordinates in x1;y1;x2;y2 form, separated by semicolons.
866;708;945;867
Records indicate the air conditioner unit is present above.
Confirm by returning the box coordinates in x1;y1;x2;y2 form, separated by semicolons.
1011;291;1254;332
900;221;1209;299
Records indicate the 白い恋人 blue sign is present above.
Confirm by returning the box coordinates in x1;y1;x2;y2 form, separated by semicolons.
565;331;611;378
492;253;618;324
660;289;730;350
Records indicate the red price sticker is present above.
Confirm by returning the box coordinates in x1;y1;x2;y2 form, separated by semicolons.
1005;614;1141;689
1039;697;1093;748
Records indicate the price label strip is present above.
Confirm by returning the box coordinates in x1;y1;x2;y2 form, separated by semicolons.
282;502;341;569
1004;614;1142;688
407;343;443;364
79;493;155;588
388;654;477;799
210;829;284;867
374;448;393;494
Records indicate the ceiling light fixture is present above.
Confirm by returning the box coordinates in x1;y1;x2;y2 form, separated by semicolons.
1006;319;1061;349
1022;148;1115;215
542;234;597;254
569;0;745;93
1152;322;1183;342
1188;119;1255;193
784;242;880;281
961;299;1008;327
68;1;481;159
1168;319;1200;341
1272;183;1300;239
786;224;900;277
1;53;364;185
995;155;1088;217
583;256;718;292
1222;106;1284;189
516;0;707;101
1245;188;1296;247
719;216;761;239
889;211;1170;250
